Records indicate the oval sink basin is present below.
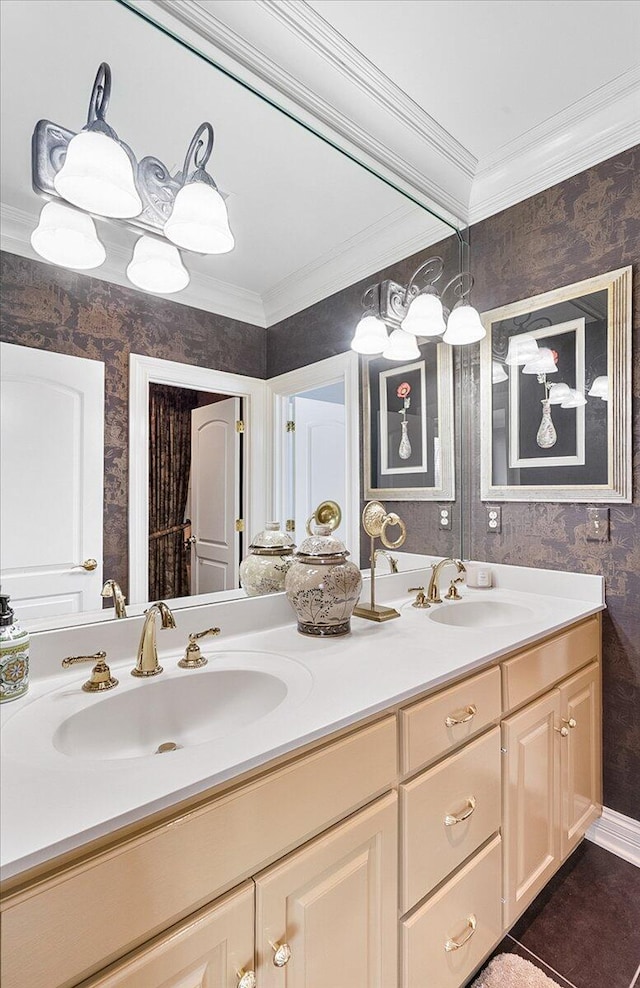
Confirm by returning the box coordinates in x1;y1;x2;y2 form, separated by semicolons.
428;601;534;629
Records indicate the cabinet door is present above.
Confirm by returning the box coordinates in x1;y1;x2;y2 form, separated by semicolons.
84;882;255;988
255;792;397;988
559;662;602;859
502;690;561;927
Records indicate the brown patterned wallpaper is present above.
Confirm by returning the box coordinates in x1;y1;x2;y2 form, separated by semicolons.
0;254;266;599
267;145;640;821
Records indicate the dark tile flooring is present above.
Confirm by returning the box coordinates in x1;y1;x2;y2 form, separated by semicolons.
469;841;640;988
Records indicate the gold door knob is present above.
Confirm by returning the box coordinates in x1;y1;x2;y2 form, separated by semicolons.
563;717;577;729
237;970;256;988
271;941;292;967
73;558;98;571
444;914;477;952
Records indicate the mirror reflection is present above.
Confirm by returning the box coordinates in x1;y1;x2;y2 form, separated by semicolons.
0;0;463;632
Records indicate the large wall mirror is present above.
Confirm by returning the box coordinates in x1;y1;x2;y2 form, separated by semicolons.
0;0;465;631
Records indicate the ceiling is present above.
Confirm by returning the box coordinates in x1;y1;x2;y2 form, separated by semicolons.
1;0;638;326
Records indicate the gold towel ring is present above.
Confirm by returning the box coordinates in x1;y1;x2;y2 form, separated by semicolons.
380;512;407;549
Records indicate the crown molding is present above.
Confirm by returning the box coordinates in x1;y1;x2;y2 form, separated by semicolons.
121;0;469;224
470;66;640;223
0;203;268;328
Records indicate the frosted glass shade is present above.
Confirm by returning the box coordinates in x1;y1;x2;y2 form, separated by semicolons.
505;334;539;366
560;389;587;408
30;202;106;269
547;383;572;404
401;292;446;337
53;131;142;218
126;236;190;294
164;183;234;254
522;347;558;375
442;303;486;345
350;314;388;354
492;361;508;384
588;375;609;399
383;328;420;361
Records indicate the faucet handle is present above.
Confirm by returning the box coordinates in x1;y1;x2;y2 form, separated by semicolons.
62;651;118;692
444;578;464;601
408;587;430;609
178;627;220;669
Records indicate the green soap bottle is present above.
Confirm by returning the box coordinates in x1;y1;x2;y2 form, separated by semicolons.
0;594;30;702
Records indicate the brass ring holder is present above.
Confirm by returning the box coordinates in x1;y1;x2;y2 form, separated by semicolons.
306;499;342;536
353;501;406;623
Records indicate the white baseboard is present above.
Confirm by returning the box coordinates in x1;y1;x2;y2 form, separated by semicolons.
586;807;640;867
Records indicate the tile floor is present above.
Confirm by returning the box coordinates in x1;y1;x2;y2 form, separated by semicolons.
469;841;640;988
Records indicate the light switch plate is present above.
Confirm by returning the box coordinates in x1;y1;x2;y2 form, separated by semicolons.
439;506;451;530
586;506;610;541
487;506;502;534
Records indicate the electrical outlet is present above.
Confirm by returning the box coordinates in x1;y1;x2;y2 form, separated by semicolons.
487;506;502;534
439;506;451;530
586;507;609;542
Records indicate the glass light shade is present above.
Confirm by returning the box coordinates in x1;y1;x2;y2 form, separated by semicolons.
492;361;508;384
442;303;486;345
522;347;558;375
30;201;106;269
560;389;587;408
350;314;388;354
400;291;446;337
547;383;572;404
588;375;609;399
505;334;539;366
53;131;142;218
164;182;234;254
382;328;420;361
126;236;190;294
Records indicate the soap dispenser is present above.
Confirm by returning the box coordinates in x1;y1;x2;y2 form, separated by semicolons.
0;594;30;702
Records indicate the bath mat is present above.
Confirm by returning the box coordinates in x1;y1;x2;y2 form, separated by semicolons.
471;952;564;988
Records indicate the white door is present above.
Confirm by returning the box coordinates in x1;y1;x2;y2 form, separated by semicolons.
190;397;240;594
0;343;104;619
293;396;345;538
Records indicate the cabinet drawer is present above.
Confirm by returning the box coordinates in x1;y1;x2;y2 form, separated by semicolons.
400;666;501;775
400;727;501;912
401;835;502;988
1;716;397;988
502;617;600;712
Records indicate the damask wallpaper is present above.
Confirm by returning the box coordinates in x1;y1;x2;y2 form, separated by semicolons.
0;254;266;597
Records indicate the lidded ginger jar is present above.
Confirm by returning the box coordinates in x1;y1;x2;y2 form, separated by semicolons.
284;525;362;637
239;522;295;596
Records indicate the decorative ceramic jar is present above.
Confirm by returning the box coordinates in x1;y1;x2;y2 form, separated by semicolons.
239;522;295;596
285;525;362;637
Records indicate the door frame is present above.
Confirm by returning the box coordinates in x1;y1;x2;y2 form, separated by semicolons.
129;353;270;605
269;352;360;562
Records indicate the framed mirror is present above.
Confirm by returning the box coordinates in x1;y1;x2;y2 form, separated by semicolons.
480;267;632;502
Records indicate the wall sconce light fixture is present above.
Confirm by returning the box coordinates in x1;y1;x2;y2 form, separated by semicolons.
350;256;485;358
30;63;234;294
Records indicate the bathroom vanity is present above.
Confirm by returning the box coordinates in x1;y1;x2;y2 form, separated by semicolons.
0;567;603;988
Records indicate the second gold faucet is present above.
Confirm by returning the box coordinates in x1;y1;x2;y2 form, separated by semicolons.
132;601;176;677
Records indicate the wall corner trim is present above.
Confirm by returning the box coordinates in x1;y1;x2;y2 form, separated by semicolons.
586;807;640;867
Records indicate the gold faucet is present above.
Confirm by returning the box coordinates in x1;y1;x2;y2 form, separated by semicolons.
427;559;466;604
132;601;176;677
373;549;399;574
101;579;127;618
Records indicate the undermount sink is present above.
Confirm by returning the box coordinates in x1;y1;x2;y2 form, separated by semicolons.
428;600;535;629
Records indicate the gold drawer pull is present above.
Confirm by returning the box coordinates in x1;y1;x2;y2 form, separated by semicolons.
271;941;292;967
445;704;477;728
237;970;256;988
444;914;477;952
444;796;477;827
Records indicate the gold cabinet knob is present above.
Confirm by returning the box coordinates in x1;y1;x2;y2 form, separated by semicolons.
237;970;256;988
555;725;570;737
444;704;477;728
563;717;577;729
444;914;477;952
271;941;292;967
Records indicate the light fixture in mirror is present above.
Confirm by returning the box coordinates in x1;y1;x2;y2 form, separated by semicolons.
521;346;558;375
588;376;609;400
505;333;538;365
383;328;420;361
126;237;190;294
30;201;106;269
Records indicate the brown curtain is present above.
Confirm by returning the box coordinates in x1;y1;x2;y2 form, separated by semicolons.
149;385;199;600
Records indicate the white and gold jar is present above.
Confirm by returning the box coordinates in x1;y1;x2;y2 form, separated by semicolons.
285;526;362;637
239;522;295;597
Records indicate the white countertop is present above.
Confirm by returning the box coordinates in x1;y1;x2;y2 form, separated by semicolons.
0;563;604;882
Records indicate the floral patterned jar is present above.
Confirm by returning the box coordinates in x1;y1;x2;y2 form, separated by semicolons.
285;525;362;637
239;522;295;597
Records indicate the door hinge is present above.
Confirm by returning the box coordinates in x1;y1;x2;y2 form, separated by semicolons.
286;420;295;433
286;519;295;532
235;519;245;532
501;746;508;754
236;420;245;433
